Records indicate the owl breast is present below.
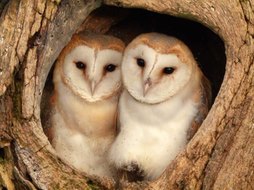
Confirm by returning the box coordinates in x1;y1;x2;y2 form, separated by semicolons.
51;80;118;177
49;32;125;179
109;89;199;180
55;80;118;137
108;32;211;181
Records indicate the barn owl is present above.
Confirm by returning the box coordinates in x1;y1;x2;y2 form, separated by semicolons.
109;33;211;181
50;32;125;178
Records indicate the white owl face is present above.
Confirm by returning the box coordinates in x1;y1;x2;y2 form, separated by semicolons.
55;33;125;102
122;34;195;104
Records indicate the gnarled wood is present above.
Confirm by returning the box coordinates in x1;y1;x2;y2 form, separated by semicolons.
0;0;114;189
0;0;253;189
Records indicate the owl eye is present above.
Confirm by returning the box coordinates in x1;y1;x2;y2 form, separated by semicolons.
163;67;175;74
105;64;116;72
136;58;145;68
75;61;86;69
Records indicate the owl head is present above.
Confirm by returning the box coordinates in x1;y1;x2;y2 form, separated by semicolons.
54;32;125;102
122;32;198;104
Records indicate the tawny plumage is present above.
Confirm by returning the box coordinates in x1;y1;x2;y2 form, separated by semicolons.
109;32;211;181
50;32;125;178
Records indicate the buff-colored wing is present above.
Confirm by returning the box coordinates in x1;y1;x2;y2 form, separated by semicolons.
187;74;212;140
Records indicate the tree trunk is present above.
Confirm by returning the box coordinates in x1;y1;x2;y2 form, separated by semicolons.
0;0;253;189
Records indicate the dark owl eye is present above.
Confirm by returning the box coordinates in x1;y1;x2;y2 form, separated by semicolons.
136;58;145;67
163;67;175;74
75;61;86;69
105;64;116;72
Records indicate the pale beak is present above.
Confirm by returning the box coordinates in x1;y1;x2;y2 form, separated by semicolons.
90;80;96;96
143;77;152;97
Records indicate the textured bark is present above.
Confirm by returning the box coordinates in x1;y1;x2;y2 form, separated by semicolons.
0;0;253;189
0;0;113;189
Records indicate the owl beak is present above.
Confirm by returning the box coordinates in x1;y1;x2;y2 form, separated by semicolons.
90;80;96;96
143;78;152;96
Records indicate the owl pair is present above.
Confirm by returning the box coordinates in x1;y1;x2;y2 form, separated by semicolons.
50;32;211;181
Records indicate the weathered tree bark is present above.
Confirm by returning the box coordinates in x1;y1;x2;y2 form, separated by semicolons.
0;0;253;189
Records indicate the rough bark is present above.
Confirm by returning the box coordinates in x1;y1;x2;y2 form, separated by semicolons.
0;0;253;189
0;0;113;189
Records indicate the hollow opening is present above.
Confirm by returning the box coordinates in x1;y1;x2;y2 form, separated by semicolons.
101;6;226;99
40;5;226;181
41;6;226;113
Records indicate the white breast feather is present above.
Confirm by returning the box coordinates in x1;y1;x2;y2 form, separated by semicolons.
109;89;198;180
52;81;117;177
